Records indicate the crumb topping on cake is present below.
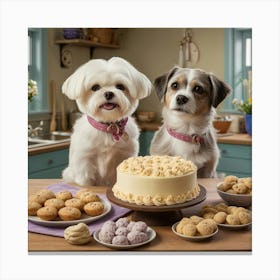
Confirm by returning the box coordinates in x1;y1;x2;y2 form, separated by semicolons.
118;155;196;177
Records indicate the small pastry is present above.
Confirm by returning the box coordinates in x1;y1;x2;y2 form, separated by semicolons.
75;188;94;199
127;230;148;244
29;193;48;205
131;221;147;232
115;226;129;236
182;223;197;236
226;214;240;225
223;175;238;187
98;229;115;244
84;202;104;216
36;189;56;200
116;217;130;228
65;198;85;211
28;201;42;216
112;235;129;245
79;191;100;204
213;212;227;224
44;198;65;210
238;211;252;224
196;219;217;236
64;223;91;245
189;216;204;225
232;183;248;194
58;206;81;221
56;190;73;201
37;206;58;221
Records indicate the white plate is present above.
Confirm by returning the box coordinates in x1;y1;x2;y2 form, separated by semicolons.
172;222;219;241
28;198;111;228
93;227;156;250
217;222;252;229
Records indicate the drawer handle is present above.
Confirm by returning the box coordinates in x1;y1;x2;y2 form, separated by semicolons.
221;149;227;155
47;159;54;165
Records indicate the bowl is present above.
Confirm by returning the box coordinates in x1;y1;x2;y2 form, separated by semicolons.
137;111;156;123
213;120;232;134
216;183;252;207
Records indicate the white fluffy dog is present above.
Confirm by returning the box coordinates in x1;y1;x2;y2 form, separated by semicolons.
62;57;151;186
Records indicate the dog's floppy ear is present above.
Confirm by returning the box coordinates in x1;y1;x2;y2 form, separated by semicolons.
62;64;88;100
154;66;179;102
209;74;232;108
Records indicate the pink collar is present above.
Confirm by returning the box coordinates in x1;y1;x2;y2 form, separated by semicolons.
87;115;128;141
166;127;204;144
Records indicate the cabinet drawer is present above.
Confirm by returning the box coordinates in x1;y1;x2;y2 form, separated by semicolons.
218;144;252;160
29;164;67;179
28;149;69;174
217;157;252;175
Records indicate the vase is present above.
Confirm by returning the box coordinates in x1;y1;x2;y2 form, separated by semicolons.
245;114;252;136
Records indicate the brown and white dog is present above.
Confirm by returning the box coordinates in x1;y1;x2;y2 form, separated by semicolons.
150;66;231;178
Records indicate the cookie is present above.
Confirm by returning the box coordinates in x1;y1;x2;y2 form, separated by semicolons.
213;211;227;224
58;206;81;221
232;183;248;194
196;219;217;236
189;216;204;225
79;191;100;204
84;202;104;216
29;193;48;205
44;198;65;210
56;190;73;201
75;188;94;199
238;211;252;224
224;175;238;187
36;189;56;200
28;201;42;216
37;206;58;221
182;223;197;236
65;198;85;211
226;214;240;225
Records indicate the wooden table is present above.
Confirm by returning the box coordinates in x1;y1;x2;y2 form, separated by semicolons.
28;178;252;252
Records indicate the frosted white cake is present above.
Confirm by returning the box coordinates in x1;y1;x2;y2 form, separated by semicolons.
112;156;200;206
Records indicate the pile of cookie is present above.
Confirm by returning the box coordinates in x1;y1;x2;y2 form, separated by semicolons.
175;216;218;237
28;188;105;221
201;203;252;225
218;175;252;195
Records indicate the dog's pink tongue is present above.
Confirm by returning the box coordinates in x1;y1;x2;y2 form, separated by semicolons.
102;103;116;110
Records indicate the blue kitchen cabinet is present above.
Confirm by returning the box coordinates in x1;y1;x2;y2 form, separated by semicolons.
217;143;252;177
28;148;69;178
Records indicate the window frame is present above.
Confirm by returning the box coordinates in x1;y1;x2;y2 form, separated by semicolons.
28;28;48;114
222;28;252;113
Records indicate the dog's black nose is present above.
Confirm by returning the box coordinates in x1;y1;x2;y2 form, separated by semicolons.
176;95;188;105
104;91;114;100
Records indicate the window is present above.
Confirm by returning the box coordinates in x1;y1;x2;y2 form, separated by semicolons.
28;28;48;113
223;28;252;113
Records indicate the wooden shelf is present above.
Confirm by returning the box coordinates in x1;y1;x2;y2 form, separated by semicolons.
55;39;119;49
55;39;120;67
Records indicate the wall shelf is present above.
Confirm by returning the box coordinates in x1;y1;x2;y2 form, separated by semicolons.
55;39;120;67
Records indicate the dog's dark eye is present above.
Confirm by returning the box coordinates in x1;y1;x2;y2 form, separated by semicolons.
171;82;179;90
193;85;203;94
115;84;125;91
91;84;101;91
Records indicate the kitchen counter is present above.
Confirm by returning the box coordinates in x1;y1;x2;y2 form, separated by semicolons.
28;178;252;252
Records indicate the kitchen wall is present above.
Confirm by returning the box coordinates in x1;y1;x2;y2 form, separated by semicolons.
47;28;225;124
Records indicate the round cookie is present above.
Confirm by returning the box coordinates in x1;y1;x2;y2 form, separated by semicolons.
75;188;94;199
84;202;104;216
232;183;248;194
112;235;129;245
213;211;227;224
218;183;232;192
29;193;48;205
37;206;58;221
116;217;129;228
127;230;148;244
196;219;217;236
182;223;197;236
190;216;204;225
79;191;100;204
223;175;238;187
44;198;65;210
226;214;240;225
65;198;85;211
56;190;73;201
238;211;252;224
36;189;56;200
28;201;42;216
58;206;81;221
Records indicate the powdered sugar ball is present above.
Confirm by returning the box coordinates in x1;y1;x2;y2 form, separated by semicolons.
98;229;115;243
115;226;129;236
127;230;148;244
116;217;129;228
101;220;116;232
131;221;147;232
112;235;129;245
127;221;136;231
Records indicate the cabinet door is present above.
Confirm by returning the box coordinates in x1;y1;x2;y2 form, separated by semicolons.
217;144;252;177
28;149;69;178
